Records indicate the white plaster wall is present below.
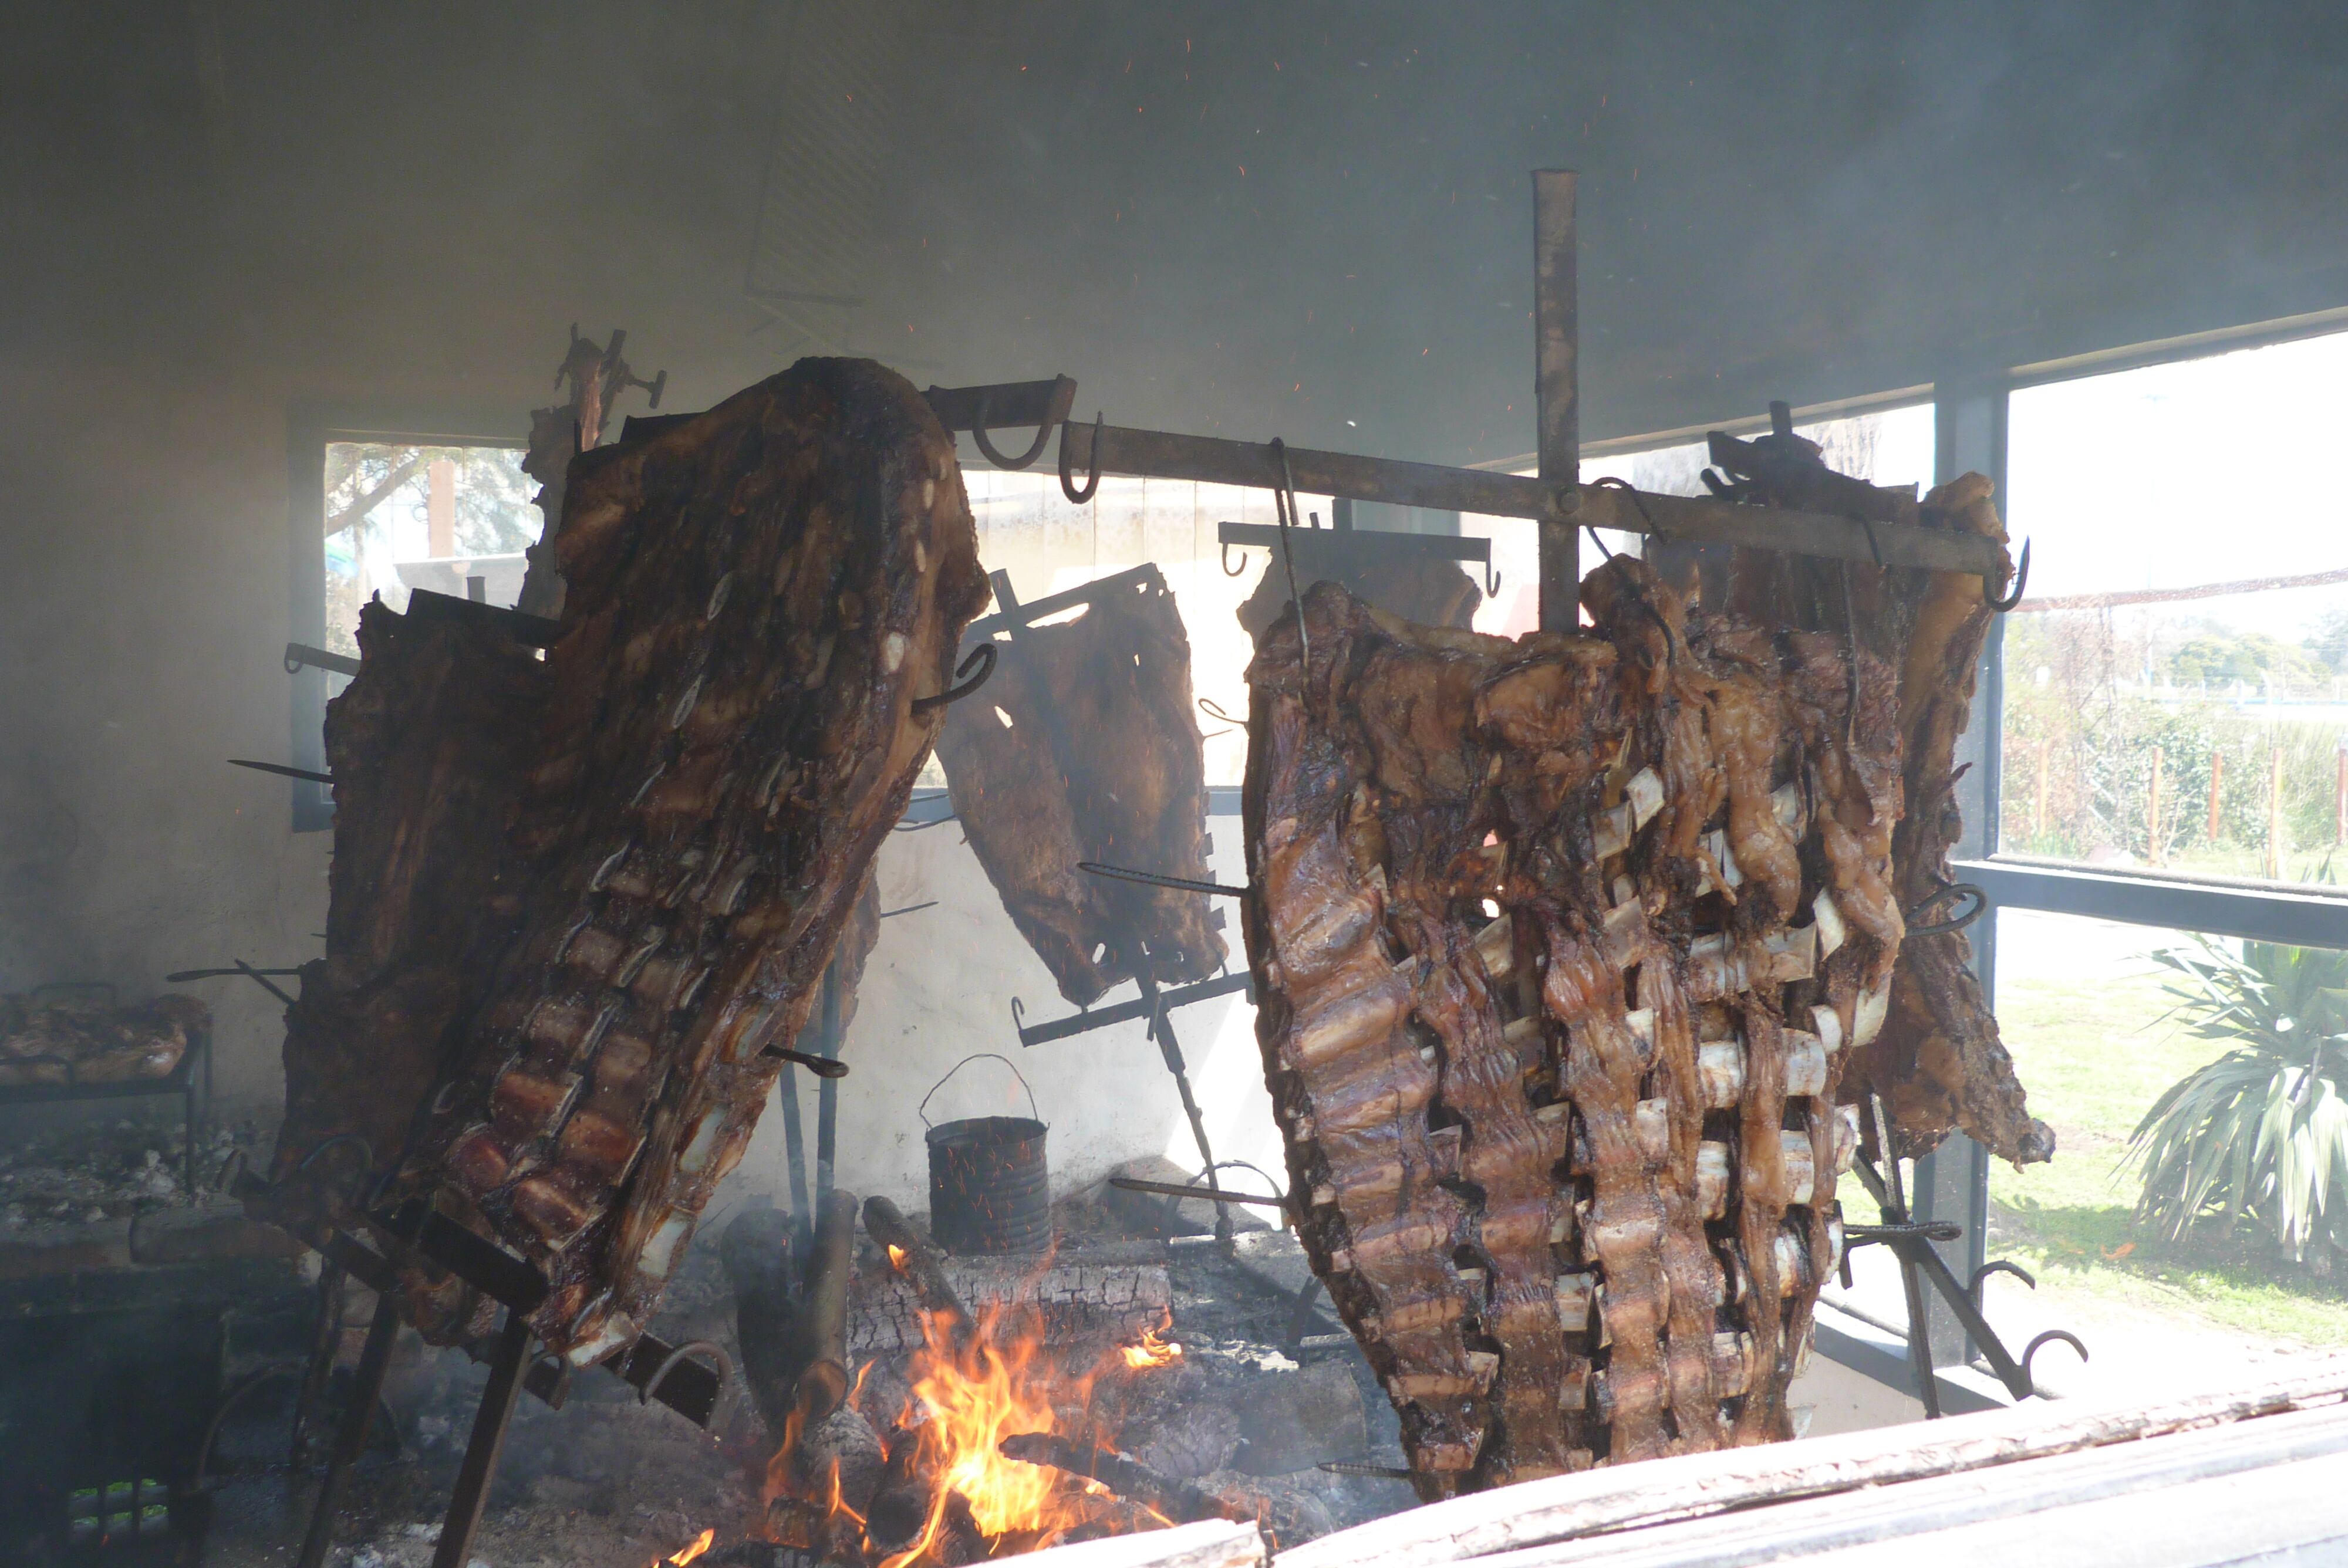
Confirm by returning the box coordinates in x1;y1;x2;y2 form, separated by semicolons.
722;806;1284;1218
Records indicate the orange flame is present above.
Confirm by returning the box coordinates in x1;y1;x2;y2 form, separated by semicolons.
762;1296;1173;1563
654;1528;714;1566
883;1307;1077;1564
1120;1318;1182;1370
887;1242;909;1268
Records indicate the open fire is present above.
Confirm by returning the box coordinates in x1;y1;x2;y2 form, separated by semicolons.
767;1304;1193;1564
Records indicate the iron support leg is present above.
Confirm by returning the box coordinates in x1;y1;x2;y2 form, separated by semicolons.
815;967;842;1207
1849;1157;2037;1402
431;1309;535;1568
1136;967;1229;1245
295;1285;402;1568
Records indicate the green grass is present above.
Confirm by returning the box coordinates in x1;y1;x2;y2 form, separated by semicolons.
1982;958;2348;1348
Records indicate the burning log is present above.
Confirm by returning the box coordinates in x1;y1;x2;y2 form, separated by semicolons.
997;1433;1252;1527
863;1193;973;1339
720;1207;802;1439
852;1255;1172;1356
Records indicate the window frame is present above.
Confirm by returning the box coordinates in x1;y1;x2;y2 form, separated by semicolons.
1961;309;2348;944
286;399;529;830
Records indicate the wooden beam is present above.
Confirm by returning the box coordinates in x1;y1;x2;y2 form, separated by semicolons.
1533;169;1579;631
1273;1361;2348;1568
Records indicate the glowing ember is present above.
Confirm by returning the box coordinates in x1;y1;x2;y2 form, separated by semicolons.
654;1527;714;1566
1121;1319;1182;1370
887;1242;909;1268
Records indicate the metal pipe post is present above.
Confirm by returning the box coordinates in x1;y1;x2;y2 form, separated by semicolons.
1533;168;1580;631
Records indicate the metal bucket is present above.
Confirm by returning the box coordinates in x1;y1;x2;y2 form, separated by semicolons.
921;1053;1051;1255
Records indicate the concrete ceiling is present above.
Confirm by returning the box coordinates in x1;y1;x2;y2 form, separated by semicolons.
10;1;2348;459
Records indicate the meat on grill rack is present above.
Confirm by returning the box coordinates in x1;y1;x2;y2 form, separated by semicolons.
269;357;990;1359
1242;555;1932;1489
936;566;1225;1006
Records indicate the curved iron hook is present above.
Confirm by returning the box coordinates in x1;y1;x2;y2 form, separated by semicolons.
969;391;1058;471
641;1337;734;1427
1221;538;1250;577
1986;538;2033;611
288;1133;375;1185
1199;696;1243;726
1906;881;1987;938
2022;1327;2089;1389
912;643;997;716
1010;995;1028;1042
1058;410;1104;504
1968;1258;2037;1313
1482;557;1503;596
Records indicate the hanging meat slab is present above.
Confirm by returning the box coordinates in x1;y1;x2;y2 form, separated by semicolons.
371;357;989;1357
1244;565;1902;1489
265;601;549;1218
1708;444;2050;1165
936;566;1225;1006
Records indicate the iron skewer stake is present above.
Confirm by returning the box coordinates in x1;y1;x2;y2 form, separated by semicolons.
294;1285;403;1568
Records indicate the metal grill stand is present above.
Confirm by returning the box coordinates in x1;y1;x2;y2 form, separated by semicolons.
963;566;1253;1244
237;1175;728;1568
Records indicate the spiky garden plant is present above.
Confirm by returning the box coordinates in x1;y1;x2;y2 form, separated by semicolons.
2128;934;2348;1264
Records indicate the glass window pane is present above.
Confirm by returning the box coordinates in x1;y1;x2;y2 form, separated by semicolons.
2001;332;2348;890
1988;911;2348;1374
323;441;540;657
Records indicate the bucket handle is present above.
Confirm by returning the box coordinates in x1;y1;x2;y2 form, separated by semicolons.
920;1052;1043;1128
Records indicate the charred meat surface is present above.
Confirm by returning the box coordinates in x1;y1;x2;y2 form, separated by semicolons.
1243;569;1897;1488
266;603;548;1216
374;357;988;1357
937;566;1224;1006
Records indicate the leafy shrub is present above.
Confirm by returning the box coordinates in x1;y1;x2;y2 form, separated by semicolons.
2128;935;2348;1263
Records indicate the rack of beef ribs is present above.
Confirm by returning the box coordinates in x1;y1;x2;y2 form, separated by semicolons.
1243;563;1904;1491
372;356;991;1360
245;357;988;1568
1697;410;2050;1167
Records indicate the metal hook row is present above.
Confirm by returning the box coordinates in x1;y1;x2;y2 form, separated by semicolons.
1217;532;1503;595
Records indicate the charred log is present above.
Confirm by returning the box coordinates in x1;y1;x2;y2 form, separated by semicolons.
998;1432;1252;1526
